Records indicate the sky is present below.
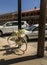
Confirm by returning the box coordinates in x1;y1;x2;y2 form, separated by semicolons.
0;0;40;14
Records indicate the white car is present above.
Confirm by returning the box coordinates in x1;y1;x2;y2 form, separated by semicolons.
23;24;47;40
0;21;29;36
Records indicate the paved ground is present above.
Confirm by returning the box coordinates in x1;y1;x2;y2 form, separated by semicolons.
0;36;47;65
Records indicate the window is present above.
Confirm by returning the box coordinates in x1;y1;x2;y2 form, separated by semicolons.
45;25;47;30
6;22;24;26
12;22;24;26
6;23;12;26
12;22;18;25
32;27;38;31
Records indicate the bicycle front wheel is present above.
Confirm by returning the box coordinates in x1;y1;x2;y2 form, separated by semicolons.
18;38;27;52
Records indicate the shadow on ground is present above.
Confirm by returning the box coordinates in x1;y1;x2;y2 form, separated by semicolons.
0;55;41;65
1;33;11;37
0;45;25;56
28;38;47;42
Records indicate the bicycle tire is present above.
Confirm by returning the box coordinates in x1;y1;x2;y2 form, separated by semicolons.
18;38;27;52
7;35;18;46
7;35;27;53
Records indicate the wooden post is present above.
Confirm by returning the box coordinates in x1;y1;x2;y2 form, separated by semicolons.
37;0;46;57
18;0;21;29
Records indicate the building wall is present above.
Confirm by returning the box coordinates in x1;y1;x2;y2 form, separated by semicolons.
0;8;43;25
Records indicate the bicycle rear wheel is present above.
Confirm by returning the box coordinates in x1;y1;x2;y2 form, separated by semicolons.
7;35;18;47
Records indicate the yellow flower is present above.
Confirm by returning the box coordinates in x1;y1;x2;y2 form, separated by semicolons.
17;29;24;37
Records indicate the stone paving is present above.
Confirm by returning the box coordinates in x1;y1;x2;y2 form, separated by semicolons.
0;37;47;65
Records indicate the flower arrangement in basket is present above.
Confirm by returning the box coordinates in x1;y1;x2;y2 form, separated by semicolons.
12;29;25;38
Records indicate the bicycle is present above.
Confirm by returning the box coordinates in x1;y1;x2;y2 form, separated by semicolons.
7;29;27;55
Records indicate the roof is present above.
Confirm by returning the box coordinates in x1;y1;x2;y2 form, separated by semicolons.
0;8;40;16
22;8;40;13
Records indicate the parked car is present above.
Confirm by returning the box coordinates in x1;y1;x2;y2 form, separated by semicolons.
0;21;29;36
23;24;47;40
